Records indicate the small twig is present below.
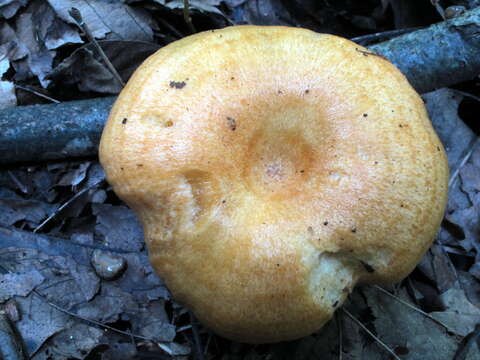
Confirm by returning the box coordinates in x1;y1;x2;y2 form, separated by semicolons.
189;311;204;360
373;285;452;331
448;137;480;188
431;0;446;20
176;324;193;332
341;308;401;360
203;333;212;356
351;27;422;45
183;0;196;33
452;89;480;103
336;312;343;360
7;171;28;194
68;7;126;88
441;244;473;257
33;180;103;233
33;290;154;341
157;17;184;39
14;85;61;104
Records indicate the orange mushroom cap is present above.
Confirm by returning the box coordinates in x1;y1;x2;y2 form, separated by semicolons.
99;26;449;343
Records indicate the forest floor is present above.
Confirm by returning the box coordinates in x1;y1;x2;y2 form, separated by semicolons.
1;1;480;359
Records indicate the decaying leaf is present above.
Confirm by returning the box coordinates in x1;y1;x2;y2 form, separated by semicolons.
74;283;138;324
364;287;460;360
48;41;160;94
424;89;476;169
57;162;91;187
0;231;170;357
133;300;176;342
0;269;44;302
33;323;104;360
93;204;144;252
430;244;459;293
0;22;29;62
431;288;480;336
458;271;480;307
0;0;28;19
47;0;154;41
0;55;16;110
241;0;294;26
16;293;73;355
0;198;58;227
9;0;82;87
425;89;480;285
446;142;480;278
161;0;225;16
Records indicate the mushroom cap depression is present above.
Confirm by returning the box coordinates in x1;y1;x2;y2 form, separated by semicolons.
99;26;449;343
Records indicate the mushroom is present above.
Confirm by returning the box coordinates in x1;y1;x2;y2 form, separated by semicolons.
99;26;449;343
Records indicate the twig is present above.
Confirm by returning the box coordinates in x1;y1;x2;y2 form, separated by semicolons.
203;333;212;356
33;180;104;233
341;308;401;360
452;89;480;103
32;290;157;341
14;85;61;104
431;0;446;20
176;324;193;332
183;0;196;33
351;27;422;45
189;311;204;360
7;171;27;194
336;312;343;360
157;17;184;38
448;137;480;188
68;8;126;88
373;285;452;331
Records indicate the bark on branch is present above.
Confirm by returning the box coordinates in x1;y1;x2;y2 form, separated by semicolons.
370;7;480;93
1;7;480;164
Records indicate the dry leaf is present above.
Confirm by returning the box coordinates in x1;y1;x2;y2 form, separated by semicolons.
365;286;460;360
48;0;154;41
33;323;104;360
48;41;160;94
0;0;28;19
93;204;144;252
0;56;16;110
11;0;81;86
431;288;480;336
0;269;44;302
16;293;72;355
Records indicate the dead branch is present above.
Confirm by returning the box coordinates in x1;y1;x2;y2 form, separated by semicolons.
370;6;480;94
0;97;114;164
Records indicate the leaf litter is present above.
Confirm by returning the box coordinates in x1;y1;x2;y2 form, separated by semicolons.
0;1;480;359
